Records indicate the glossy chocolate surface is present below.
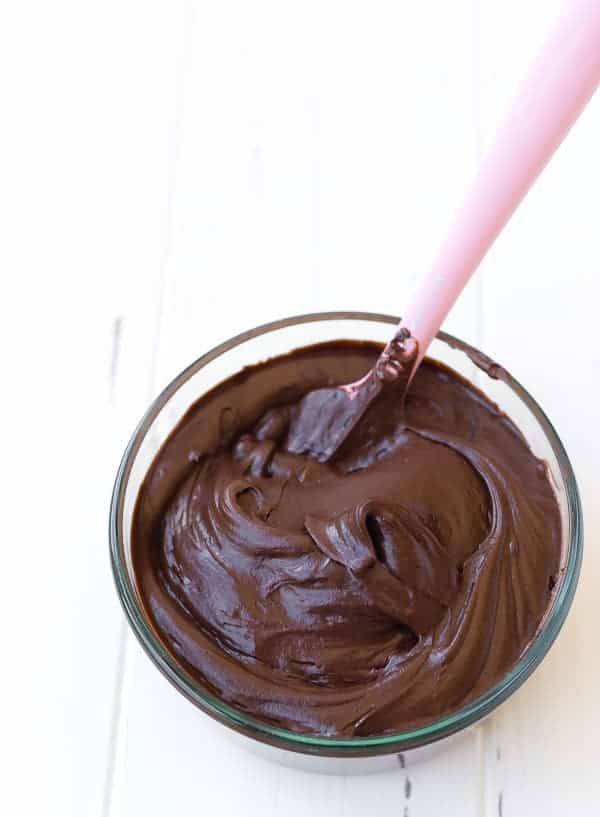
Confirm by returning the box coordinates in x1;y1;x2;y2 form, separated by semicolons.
132;341;560;736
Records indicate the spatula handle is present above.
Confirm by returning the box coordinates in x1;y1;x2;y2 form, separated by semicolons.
401;0;600;364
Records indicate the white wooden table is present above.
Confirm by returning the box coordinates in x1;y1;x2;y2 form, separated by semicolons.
2;1;598;814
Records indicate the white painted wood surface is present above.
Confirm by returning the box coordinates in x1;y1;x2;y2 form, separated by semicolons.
1;1;598;815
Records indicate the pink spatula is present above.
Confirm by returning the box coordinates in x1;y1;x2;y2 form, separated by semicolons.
287;0;600;462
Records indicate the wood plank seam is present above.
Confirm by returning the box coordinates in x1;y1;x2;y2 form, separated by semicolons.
103;3;197;813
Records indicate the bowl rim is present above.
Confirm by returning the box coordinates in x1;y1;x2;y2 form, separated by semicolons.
109;310;583;756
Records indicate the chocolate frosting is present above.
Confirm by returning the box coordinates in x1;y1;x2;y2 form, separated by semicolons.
132;341;561;737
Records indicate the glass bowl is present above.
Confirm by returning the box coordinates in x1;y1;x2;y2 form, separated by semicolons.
110;312;582;760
